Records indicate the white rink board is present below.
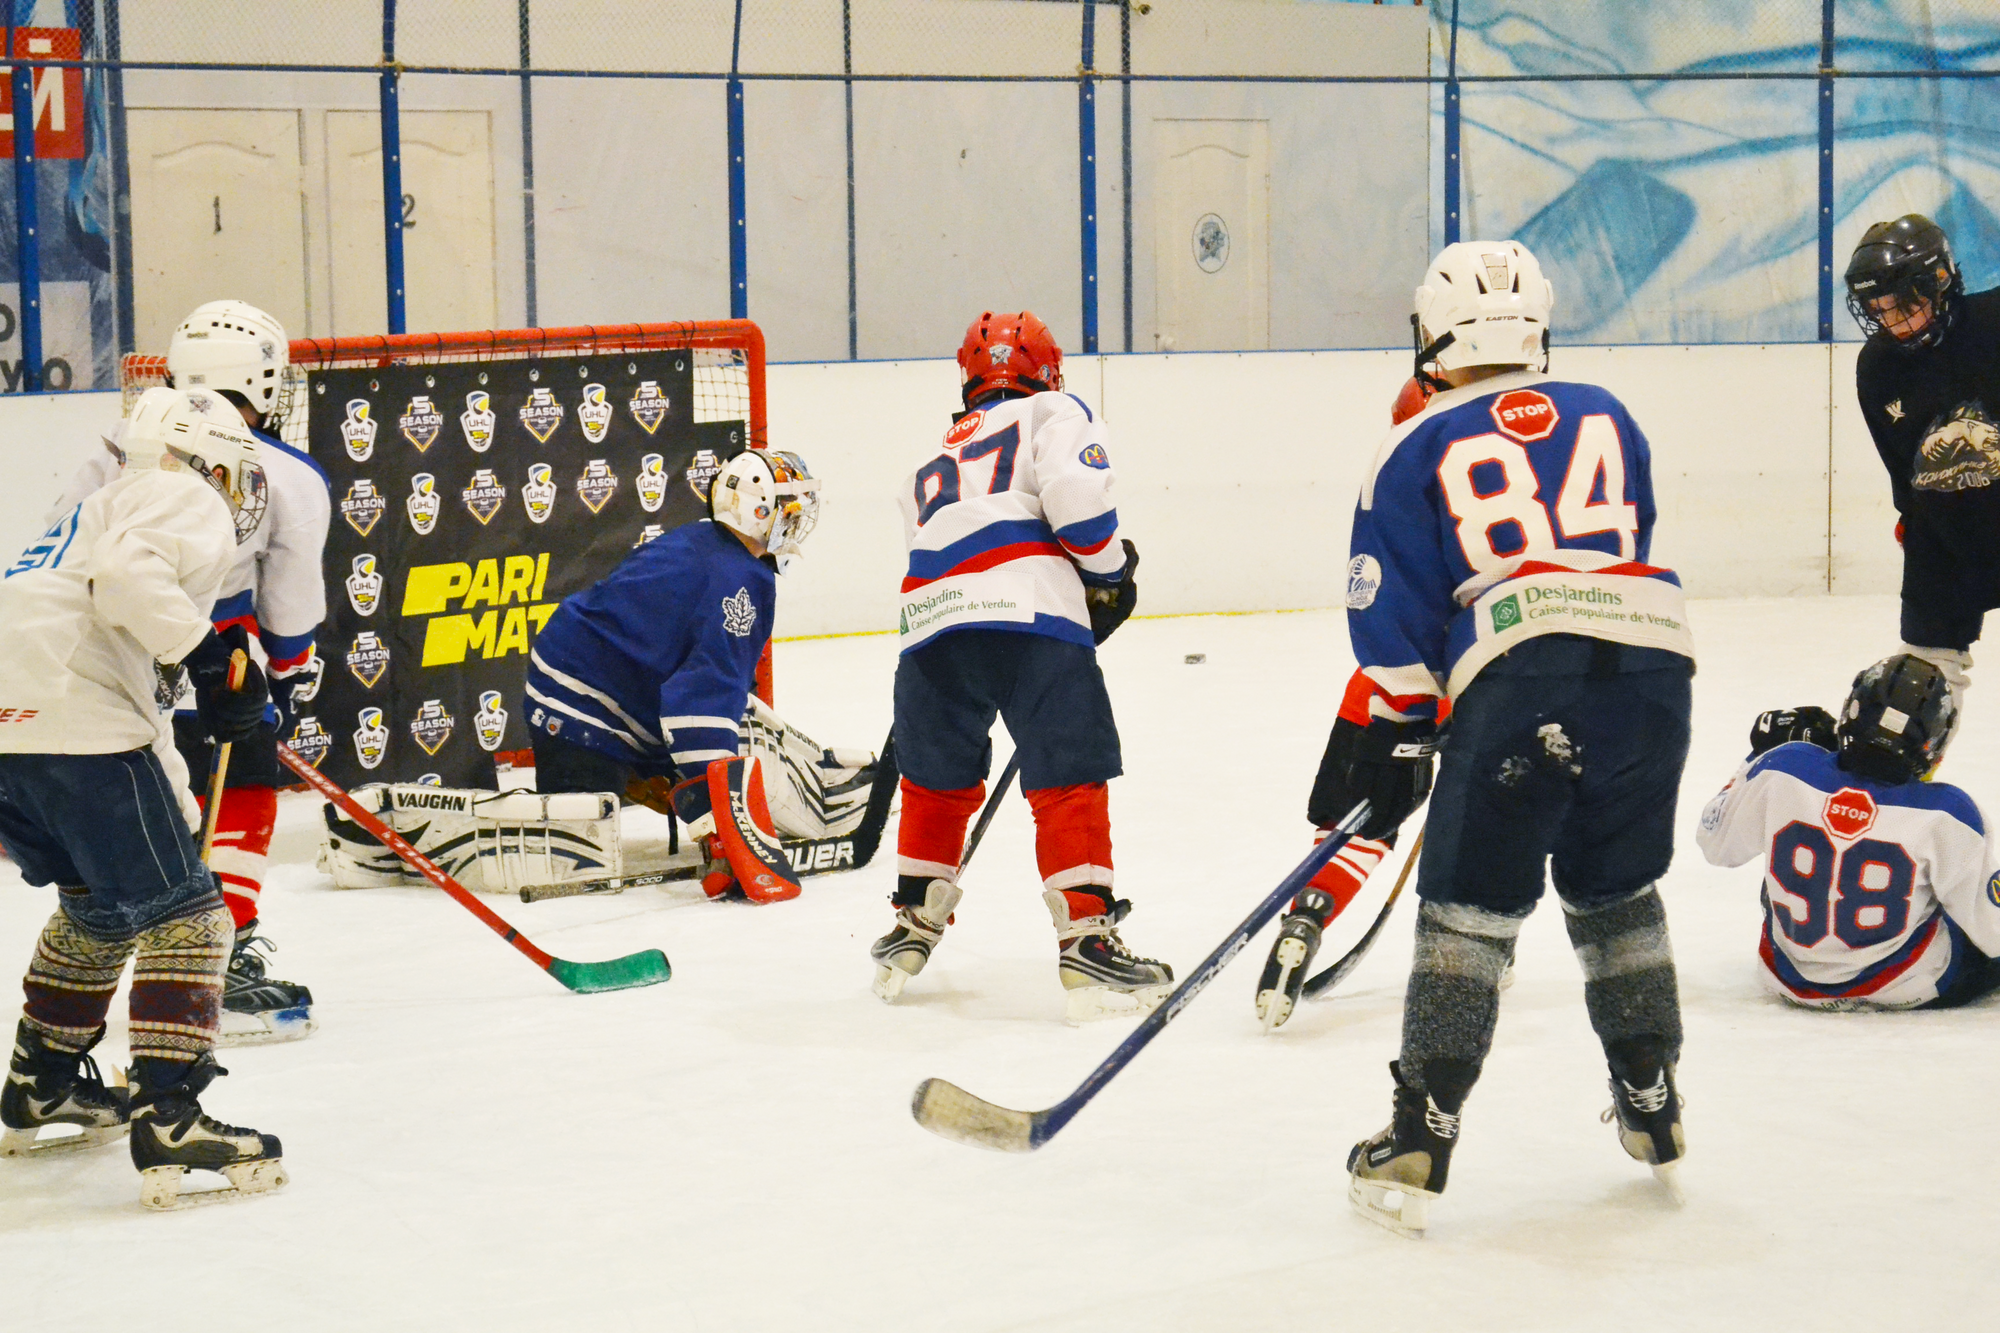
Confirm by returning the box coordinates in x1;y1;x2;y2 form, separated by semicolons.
2;597;1994;1330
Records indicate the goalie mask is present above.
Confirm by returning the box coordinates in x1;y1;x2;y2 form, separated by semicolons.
167;299;290;424
1837;654;1958;785
120;387;270;545
1412;240;1553;387
709;449;820;574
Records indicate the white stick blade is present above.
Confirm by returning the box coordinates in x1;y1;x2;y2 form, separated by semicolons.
911;1078;1038;1152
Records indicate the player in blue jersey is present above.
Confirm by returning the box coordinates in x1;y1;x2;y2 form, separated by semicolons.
1699;657;2000;1010
1326;242;1697;1237
523;449;820;903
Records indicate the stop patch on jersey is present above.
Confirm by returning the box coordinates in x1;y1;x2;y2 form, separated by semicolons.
1490;388;1559;443
1823;787;1878;841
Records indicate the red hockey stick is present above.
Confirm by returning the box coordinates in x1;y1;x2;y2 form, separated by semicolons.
276;743;670;993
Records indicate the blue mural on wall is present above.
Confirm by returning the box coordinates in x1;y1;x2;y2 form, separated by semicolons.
1428;1;2000;343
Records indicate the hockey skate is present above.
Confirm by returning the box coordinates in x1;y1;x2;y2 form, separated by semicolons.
220;920;315;1046
1601;1037;1686;1202
1046;889;1174;1024
129;1053;286;1210
0;1022;130;1157
1347;1060;1475;1239
870;878;962;1002
1255;888;1338;1031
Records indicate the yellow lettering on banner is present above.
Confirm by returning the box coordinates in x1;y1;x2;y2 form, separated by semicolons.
420;603;559;666
403;562;472;616
464;610;500;656
500;555;536;606
529;603;558;632
496;606;530;656
464;559;503;608
531;552;550;601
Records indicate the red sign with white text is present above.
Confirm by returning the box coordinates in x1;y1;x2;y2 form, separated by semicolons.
1490;388;1559;444
0;30;86;160
1823;787;1878;841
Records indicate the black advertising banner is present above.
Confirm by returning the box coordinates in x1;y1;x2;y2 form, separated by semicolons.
298;351;747;788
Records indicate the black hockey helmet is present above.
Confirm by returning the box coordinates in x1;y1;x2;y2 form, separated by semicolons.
1836;654;1958;785
1843;215;1960;350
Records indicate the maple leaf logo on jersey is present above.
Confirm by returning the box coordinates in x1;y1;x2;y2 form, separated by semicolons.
1823;787;1877;841
1490;389;1559;443
354;707;389;770
721;587;757;638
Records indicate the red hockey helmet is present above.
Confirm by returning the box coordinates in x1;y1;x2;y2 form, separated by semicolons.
958;310;1063;406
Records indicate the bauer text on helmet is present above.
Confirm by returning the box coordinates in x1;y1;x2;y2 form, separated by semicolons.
167;300;290;423
119;387;270;545
1413;241;1553;382
958;311;1063;408
710;450;821;570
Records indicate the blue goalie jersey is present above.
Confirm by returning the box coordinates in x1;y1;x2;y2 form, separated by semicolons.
523;519;774;777
1345;370;1696;724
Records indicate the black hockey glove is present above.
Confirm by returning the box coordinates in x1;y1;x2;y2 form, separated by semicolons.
1307;715;1438;841
1084;539;1140;645
1749;706;1837;757
181;626;270;746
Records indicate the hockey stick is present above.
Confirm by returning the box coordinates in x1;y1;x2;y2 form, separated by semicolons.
198;649;249;863
842;731;899;872
277;743;670;993
959;752;1021;871
911;800;1370;1152
1300;826;1424;1000
519;865;702;904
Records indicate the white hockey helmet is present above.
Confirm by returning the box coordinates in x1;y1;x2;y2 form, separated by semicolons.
708;449;820;573
1413;240;1553;378
166;300;289;422
120;387;270;544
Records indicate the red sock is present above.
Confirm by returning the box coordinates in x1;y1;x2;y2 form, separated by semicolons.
1294;833;1393;919
1024;783;1113;900
202;785;277;931
896;779;984;882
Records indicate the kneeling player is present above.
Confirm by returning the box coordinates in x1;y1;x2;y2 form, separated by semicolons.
1698;656;2000;1010
871;310;1167;1024
522;449;823;902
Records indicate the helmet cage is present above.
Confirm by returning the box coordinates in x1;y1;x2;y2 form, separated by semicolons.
172;444;269;545
1843;219;1960;351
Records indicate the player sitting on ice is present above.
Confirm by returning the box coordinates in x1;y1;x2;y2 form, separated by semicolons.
870;309;1167;1024
522;449;826;903
0;389;286;1209
50;301;326;1045
1334;242;1696;1237
1698;655;2000;1010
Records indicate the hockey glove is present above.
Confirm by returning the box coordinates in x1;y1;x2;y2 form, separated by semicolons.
181;626;270;746
1084;539;1140;644
1307;715;1437;841
1749;705;1838;757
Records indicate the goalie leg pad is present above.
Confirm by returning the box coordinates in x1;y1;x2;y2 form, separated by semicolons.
320;784;621;894
742;696;880;841
704;757;801;905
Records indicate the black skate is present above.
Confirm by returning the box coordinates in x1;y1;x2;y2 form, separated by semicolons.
1046;890;1174;1024
1602;1037;1685;1200
0;1021;130;1157
130;1052;287;1210
870;878;962;1002
221;920;315;1046
1255;888;1338;1031
1347;1059;1476;1239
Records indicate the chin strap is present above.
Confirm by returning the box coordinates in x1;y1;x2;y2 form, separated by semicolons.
1410;313;1455;394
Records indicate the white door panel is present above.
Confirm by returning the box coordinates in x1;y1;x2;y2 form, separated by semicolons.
1154;119;1270;353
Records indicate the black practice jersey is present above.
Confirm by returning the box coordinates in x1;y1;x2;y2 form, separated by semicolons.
1856;287;2000;650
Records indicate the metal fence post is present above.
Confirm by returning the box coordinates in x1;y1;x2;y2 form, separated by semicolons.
379;0;407;335
1120;0;1132;355
519;0;537;327
843;0;856;360
106;0;134;357
1818;0;1835;342
1078;0;1099;354
8;19;42;392
1443;0;1461;247
727;0;747;321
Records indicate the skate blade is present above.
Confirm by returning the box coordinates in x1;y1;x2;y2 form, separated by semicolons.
0;1122;128;1158
1651;1160;1686;1206
1254;988;1294;1032
1064;982;1172;1025
1348;1173;1433;1239
872;963;911;1003
139;1158;289;1211
218;1006;316;1047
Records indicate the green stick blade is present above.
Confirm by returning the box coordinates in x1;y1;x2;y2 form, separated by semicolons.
547;949;672;994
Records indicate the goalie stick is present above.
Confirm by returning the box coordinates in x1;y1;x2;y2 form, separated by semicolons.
911;800;1370;1152
277;743;671;993
1299;826;1423;1001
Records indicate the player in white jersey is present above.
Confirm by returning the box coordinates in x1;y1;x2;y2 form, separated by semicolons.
0;389;286;1207
870;310;1168;1023
1698;655;2000;1010
50;301;328;1043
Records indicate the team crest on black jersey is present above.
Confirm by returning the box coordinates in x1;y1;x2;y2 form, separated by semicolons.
407;473;441;535
354;707;389;769
637;454;668;511
628;380;670;434
399;395;444;452
340;399;378;462
578;383;614;444
410;699;455;756
340;481;387;537
474;691;509;751
686;448;721;501
346;555;383;615
462;469;507;524
522;464;558;524
347;632;391;689
576;459;619;514
1913;402;2000;492
460;391;496;452
635;524;664;547
519;388;564;443
286;716;332;769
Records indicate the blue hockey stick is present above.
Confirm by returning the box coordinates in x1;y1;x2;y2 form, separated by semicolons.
911;800;1372;1152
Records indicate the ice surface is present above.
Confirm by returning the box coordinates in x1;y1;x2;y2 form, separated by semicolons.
4;597;1994;1330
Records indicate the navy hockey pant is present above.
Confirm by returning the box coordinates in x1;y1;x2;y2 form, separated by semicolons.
1418;636;1693;917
